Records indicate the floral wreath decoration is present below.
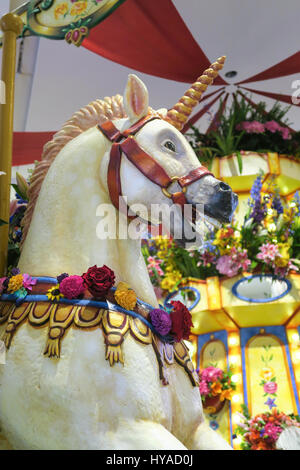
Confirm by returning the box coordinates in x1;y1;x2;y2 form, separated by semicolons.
0;265;193;345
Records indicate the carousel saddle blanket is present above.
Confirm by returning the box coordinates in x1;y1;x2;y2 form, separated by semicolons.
0;276;198;387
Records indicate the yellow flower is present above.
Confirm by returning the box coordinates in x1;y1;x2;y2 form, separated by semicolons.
160;270;182;292
47;285;64;301
7;274;24;293
260;367;274;381
283;207;296;224
70;1;87;16
213;227;239;255
114;282;137;310
276;243;290;267
54;2;68;19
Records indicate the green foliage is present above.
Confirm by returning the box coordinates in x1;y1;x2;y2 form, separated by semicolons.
186;94;300;167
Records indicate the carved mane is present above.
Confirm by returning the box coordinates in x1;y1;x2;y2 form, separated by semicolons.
21;94;127;247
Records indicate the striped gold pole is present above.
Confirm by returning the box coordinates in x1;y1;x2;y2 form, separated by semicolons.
0;13;23;275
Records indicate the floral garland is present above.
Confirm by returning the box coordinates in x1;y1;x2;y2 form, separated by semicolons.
0;265;193;344
235;405;300;450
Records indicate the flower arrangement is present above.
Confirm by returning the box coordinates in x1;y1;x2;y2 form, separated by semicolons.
198;366;236;413
235;405;300;450
186;95;300;169
142;176;300;290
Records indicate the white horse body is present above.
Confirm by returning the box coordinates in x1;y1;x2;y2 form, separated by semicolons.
0;71;234;449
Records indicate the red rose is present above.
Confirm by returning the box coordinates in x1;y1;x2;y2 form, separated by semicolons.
170;300;193;342
82;265;115;299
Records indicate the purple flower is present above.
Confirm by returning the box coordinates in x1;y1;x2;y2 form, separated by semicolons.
149;308;172;336
11;267;20;276
264;397;277;410
250;175;263;203
272;195;283;214
57;273;69;284
293;192;300;216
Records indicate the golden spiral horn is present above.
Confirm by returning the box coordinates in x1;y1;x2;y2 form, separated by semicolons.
165;56;226;130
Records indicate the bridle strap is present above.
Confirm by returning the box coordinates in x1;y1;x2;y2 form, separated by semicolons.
121;137;170;188
178;167;213;188
98;115;213;219
107;143;123;212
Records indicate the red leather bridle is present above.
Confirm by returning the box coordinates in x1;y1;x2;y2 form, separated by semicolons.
98;114;213;219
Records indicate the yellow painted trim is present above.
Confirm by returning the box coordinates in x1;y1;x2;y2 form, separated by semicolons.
0;13;24;275
206;276;221;311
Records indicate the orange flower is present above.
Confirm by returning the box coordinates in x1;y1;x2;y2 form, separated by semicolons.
70;1;87;16
54;2;68;19
211;381;222;396
250;430;261;442
220;387;233;401
253;441;272;450
260;367;274;381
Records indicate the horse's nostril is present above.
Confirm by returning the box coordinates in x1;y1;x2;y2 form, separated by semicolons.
217;182;231;192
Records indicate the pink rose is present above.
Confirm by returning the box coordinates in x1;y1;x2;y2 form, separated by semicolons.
263;381;277;394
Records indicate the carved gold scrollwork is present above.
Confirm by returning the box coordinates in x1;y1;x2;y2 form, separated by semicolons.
174;341;199;387
129;316;152;345
44;304;77;358
0;299;198;387
1;302;33;348
74;305;104;329
102;310;129;366
0;302;14;325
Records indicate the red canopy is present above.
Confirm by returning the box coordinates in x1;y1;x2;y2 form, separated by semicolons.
12;1;300;165
83;0;227;85
13;132;54;166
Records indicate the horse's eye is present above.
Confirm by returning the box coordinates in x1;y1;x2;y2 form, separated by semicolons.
163;140;176;152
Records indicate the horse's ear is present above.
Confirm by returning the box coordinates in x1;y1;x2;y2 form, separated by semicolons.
124;74;149;122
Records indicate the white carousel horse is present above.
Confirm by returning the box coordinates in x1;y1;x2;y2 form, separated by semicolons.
0;58;237;450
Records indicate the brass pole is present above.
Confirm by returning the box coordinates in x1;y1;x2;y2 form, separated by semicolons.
0;13;23;275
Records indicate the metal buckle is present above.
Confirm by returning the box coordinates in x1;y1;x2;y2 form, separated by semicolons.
161;176;187;198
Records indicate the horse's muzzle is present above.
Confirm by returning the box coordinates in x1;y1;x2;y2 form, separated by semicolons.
204;181;238;224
